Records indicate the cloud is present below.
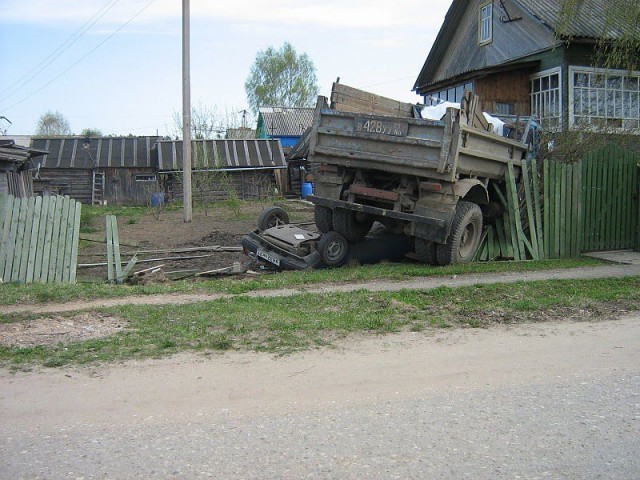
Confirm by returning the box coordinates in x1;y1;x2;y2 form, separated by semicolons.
1;0;451;30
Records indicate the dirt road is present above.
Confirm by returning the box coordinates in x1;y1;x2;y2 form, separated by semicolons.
2;315;639;479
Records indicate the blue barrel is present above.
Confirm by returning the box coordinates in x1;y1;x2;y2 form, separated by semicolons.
301;182;313;199
151;192;165;207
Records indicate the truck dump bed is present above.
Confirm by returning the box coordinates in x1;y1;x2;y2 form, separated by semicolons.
307;95;527;182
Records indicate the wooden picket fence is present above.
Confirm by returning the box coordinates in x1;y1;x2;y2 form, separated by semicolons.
544;145;638;258
475;145;638;261
0;194;82;283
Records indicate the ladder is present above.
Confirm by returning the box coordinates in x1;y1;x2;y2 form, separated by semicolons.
92;171;105;205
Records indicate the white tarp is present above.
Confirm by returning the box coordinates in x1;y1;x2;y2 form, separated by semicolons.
418;103;505;137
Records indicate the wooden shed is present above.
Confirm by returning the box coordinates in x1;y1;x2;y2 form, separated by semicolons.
30;136;160;205
156;138;287;202
0;140;47;198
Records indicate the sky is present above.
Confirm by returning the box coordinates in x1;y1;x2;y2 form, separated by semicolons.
0;0;451;137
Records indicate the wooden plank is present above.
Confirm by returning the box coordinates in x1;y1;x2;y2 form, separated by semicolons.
25;196;43;283
10;198;30;282
582;154;592;252
106;215;115;282
531;158;545;259
543;159;550;258
47;195;65;282
69;201;82;283
4;198;22;281
39;195;58;283
620;151;630;248
0;195;15;280
506;162;525;260
521;161;539;260
53;196;71;282
552;162;561;258
61;197;76;283
111;215;123;283
575;160;584;256
559;163;568;258
495;217;508;258
591;155;601;251
33;196;50;282
18;197;37;282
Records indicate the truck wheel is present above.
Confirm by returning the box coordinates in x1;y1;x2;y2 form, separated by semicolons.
436;201;483;265
318;231;349;267
333;209;373;242
314;205;333;233
257;206;289;232
415;238;438;265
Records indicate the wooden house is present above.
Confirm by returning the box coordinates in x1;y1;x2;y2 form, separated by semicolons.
0;139;47;198
256;107;314;148
156;138;287;202
30;136;160;205
414;0;640;132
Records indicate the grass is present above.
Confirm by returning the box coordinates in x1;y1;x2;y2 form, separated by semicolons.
0;257;603;306
1;276;639;369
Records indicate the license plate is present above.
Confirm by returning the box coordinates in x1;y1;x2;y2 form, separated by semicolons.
355;118;408;137
257;249;281;266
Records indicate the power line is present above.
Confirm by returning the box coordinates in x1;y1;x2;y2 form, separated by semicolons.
1;0;158;112
0;0;122;102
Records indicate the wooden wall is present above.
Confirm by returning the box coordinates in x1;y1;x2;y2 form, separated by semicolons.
162;170;278;203
34;169;92;204
474;70;532;116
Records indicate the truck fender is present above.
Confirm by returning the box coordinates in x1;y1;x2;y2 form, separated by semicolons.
453;179;489;205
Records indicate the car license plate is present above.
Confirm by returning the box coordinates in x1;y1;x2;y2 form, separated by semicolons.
257;249;281;266
355;118;408;137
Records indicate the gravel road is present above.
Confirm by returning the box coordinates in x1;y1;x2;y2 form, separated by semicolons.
2;315;639;479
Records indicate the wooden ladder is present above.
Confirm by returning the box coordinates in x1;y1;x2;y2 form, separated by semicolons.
92;171;105;205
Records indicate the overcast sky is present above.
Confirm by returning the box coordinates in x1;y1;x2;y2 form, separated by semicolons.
0;0;451;136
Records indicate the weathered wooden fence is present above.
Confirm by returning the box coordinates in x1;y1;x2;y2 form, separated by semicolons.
0;194;82;283
544;145;638;258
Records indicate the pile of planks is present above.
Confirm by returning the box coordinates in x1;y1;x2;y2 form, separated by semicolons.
330;82;415;118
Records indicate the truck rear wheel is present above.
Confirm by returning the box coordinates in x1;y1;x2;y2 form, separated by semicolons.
436;201;483;265
257;206;289;232
318;231;349;267
415;238;438;265
333;209;373;242
314;205;333;233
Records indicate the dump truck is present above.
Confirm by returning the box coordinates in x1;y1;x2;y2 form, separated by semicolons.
242;84;529;269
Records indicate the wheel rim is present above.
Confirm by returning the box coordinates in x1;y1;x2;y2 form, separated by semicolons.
459;222;476;258
325;240;346;262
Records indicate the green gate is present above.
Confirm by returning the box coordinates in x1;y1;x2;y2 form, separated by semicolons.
544;145;639;257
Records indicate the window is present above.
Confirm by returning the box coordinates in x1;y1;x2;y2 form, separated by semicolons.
530;68;562;129
135;174;157;182
425;82;473;106
479;2;493;45
569;66;640;131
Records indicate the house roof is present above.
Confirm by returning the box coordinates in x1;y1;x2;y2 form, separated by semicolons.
414;0;614;93
30;136;160;169
0;140;48;165
258;107;314;137
156;139;286;171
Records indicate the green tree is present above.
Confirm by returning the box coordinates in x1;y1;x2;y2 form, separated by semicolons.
244;42;319;113
80;127;103;137
557;0;640;71
35;111;71;135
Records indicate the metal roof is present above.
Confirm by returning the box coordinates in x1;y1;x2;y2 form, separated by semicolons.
30;136;160;169
0;140;47;165
258;107;314;137
414;0;616;93
156;139;286;171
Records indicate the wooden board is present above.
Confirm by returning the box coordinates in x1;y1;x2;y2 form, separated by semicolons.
330;82;415;117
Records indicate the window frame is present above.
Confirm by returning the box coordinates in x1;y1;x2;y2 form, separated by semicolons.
568;65;640;132
479;1;493;45
135;174;157;182
530;67;563;131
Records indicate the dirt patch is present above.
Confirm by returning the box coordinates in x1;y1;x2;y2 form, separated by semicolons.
0;313;127;347
78;201;314;280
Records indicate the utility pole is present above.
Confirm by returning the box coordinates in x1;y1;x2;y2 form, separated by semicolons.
182;0;193;222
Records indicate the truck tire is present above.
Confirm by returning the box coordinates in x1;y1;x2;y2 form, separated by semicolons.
318;231;349;267
415;238;438;265
333;208;373;242
436;201;483;265
257;206;289;232
314;205;333;233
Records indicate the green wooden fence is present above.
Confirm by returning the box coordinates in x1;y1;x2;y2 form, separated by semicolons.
0;194;82;283
543;145;638;258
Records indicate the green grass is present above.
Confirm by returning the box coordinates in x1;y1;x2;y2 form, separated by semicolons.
0;258;603;306
1;276;638;369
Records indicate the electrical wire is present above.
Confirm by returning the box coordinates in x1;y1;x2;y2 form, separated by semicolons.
1;0;159;112
0;0;122;102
